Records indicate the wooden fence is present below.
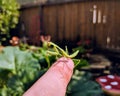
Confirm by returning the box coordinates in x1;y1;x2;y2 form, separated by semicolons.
42;0;120;48
18;0;120;48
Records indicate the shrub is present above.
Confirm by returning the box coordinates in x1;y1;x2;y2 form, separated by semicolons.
0;0;20;45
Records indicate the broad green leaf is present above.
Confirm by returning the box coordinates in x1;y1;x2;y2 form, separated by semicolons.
0;47;16;71
67;70;104;96
0;46;41;95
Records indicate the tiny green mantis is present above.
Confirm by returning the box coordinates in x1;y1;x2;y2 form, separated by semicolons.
47;42;79;58
47;42;81;67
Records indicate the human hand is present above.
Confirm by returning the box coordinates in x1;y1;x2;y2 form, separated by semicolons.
23;57;74;96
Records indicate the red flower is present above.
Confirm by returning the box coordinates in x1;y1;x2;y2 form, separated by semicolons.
85;40;91;45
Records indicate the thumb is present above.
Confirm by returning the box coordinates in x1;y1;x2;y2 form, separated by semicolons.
23;57;74;96
52;57;74;84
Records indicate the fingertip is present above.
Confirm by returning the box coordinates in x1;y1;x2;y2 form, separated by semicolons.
57;57;74;70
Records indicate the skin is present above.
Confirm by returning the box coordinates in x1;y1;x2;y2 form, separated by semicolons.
23;57;74;96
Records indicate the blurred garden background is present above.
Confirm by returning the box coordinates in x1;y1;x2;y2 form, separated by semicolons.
0;0;120;96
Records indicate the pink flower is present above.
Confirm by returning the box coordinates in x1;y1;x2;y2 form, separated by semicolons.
40;35;51;42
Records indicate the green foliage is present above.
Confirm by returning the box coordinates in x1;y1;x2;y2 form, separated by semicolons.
0;0;20;44
19;42;83;69
0;42;103;96
0;47;40;96
66;70;104;96
19;43;57;69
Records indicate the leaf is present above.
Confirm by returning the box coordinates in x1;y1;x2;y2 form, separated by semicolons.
66;70;104;96
0;46;41;95
0;0;20;44
0;46;16;71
